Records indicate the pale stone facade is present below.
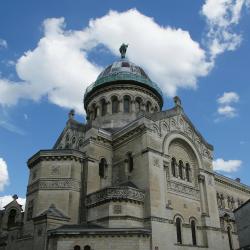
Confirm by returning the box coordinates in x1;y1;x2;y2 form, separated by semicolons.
234;199;250;249
0;50;250;250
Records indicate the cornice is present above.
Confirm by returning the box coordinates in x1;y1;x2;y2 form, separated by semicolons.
215;173;250;194
27;149;86;169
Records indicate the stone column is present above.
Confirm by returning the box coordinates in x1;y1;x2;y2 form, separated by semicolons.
131;100;136;112
198;174;207;215
118;98;123;112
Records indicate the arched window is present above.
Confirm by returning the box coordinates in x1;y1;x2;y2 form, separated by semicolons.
99;158;108;179
101;99;107;116
123;96;130;113
112;96;119;114
146;101;152;112
135;97;142;112
185;163;191;182
74;246;81;250
92;104;98;120
179;161;183;179
127;152;134;173
171;158;176;177
7;209;17;228
176;217;182;244
227;227;233;250
84;246;91;250
154;105;159;112
191;220;197;246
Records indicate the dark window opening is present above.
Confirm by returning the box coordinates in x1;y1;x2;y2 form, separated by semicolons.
99;158;108;179
92;104;98;120
84;246;91;250
123;96;130;113
122;62;130;67
227;227;233;250
101;99;107;116
176;217;182;244
191;220;197;246
146;101;152;112
74;245;81;250
112;96;119;114
128;153;134;173
7;209;17;228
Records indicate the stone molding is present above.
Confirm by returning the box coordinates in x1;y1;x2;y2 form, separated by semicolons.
27;149;85;169
112;124;147;148
89;215;144;223
27;178;81;195
215;174;250;194
48;228;151;237
86;186;145;207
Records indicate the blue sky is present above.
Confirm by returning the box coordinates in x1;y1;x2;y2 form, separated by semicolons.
0;0;250;205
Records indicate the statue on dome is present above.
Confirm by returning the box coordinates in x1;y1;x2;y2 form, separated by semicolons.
119;43;128;58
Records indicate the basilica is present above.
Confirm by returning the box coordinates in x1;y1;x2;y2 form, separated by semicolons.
0;44;250;250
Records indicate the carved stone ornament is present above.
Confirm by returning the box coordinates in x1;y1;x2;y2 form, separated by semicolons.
167;180;199;199
86;186;145;207
153;157;160;168
113;205;122;214
198;174;205;183
27;179;80;194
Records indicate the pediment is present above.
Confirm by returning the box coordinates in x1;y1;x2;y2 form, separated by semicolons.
3;199;23;212
150;107;213;160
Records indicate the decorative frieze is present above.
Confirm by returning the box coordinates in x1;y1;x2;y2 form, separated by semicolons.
27;178;80;195
86;186;145;207
167;180;199;199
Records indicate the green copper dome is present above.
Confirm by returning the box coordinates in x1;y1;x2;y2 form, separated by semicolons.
84;58;163;102
84;44;163;106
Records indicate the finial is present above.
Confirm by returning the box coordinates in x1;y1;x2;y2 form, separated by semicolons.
12;194;18;200
119;43;128;59
68;109;75;119
174;96;182;107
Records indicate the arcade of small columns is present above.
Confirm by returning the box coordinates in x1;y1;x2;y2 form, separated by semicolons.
86;94;160;121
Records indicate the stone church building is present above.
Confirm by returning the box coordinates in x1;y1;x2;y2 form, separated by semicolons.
0;45;250;250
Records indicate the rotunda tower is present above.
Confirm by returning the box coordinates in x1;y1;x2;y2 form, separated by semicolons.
84;44;163;129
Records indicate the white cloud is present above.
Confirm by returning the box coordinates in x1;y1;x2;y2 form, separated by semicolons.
0;196;26;210
216;91;239;119
0;158;9;191
201;0;249;59
0;8;247;113
218;105;237;117
213;158;242;172
87;10;211;96
0;10;212;113
0;39;7;49
218;91;239;104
